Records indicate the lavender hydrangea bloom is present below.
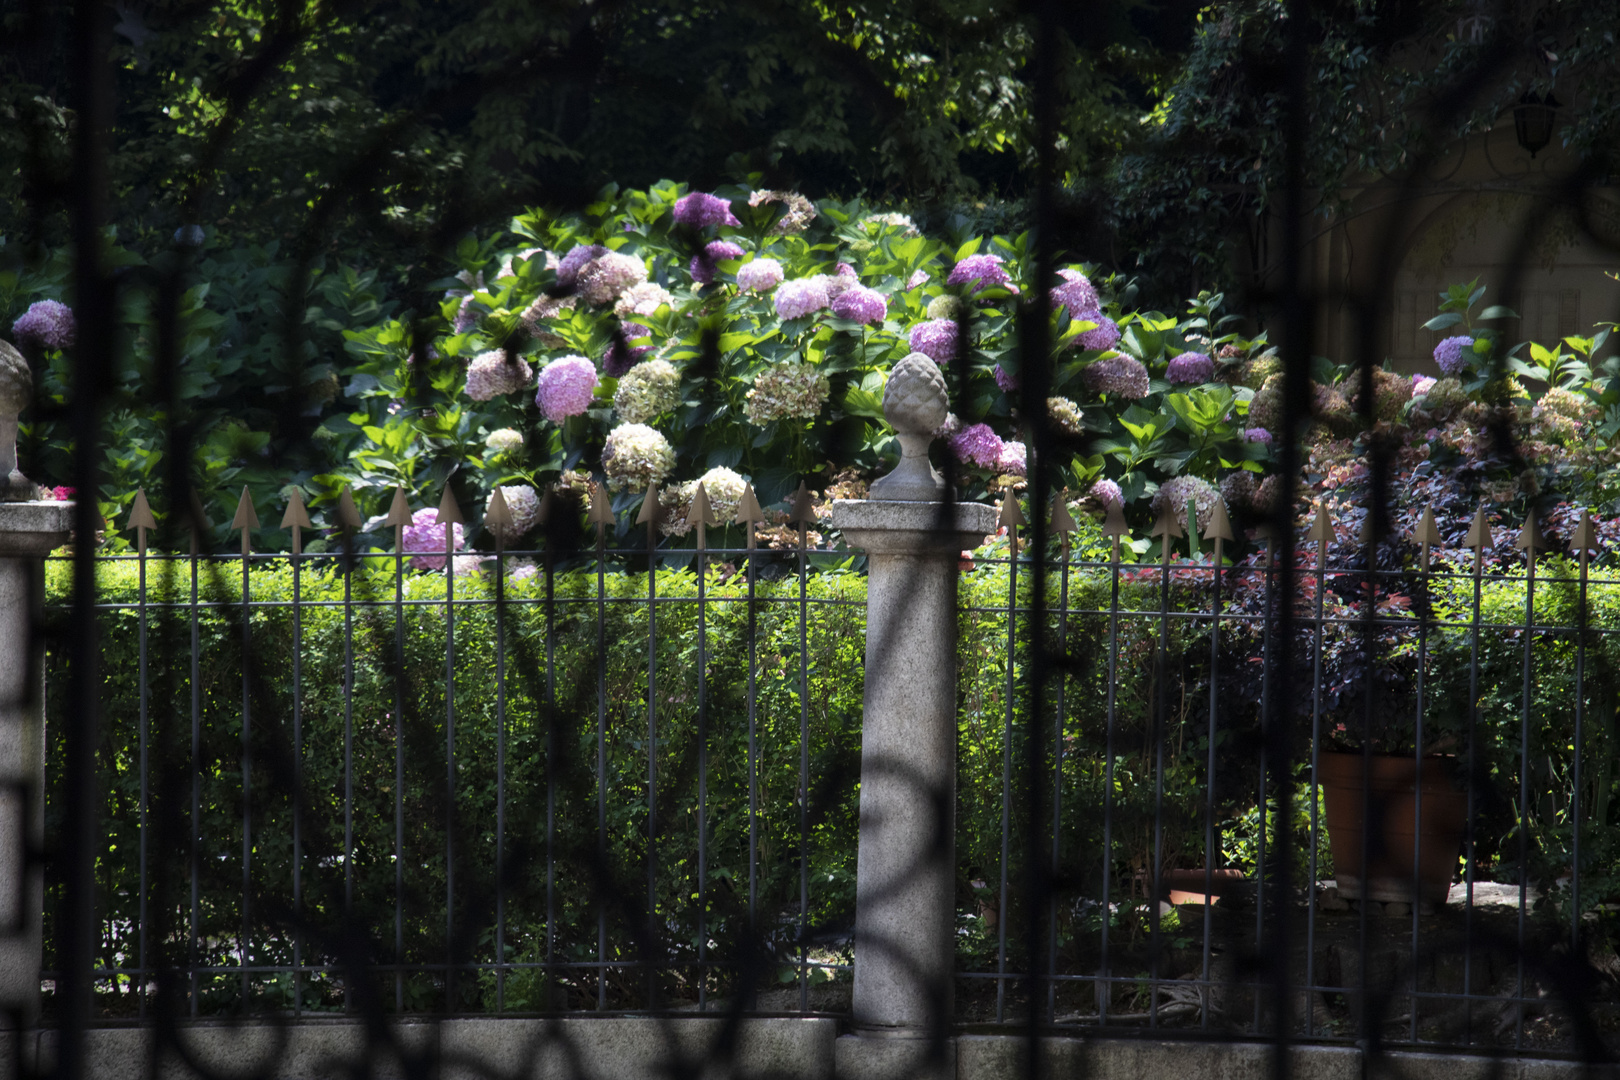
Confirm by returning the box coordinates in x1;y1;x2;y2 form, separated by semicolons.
1166;351;1214;385
830;284;887;325
603;342;653;378
947;253;1011;293
907;319;960;363
464;350;534;401
535;355;600;422
906;269;930;290
1090;478;1123;508
672;192;741;228
822;263;859;302
774;277;830;320
1433;335;1475;375
690;240;745;285
1081;354;1150;399
1075;312;1121;351
577;250;648;306
11;299;76;350
997;440;1027;476
736;258;784;293
403;507;465;571
557;244;607;287
1050;269;1099;317
1243;427;1273;445
994;364;1018;393
949;423;1004;468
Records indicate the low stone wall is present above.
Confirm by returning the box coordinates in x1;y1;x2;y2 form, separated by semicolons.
5;1021;1613;1080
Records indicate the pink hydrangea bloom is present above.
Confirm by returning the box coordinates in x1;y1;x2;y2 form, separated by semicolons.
736;258;784;293
906;268;930;290
994;364;1018;393
949;423;1004;468
672;192;741;228
947;253;1011;293
690;240;745;285
1090;478;1123;507
997;440;1027;476
404;506;465;571
465;350;534;401
1074;312;1121;351
11;299;76;350
908;319;960;363
1081;354;1150;399
774;277;830;319
1412;375;1437;396
1051;269;1099;317
830;284;887;325
1166;351;1214;384
535;355;600;422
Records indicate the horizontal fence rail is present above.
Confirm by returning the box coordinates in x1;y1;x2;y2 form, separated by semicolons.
26;485;1620;1061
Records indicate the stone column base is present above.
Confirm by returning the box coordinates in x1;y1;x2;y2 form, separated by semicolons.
835;1033;955;1080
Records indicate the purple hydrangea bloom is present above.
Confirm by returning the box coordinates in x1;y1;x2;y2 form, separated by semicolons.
736;258;784;293
1090;478;1123;507
603;342;653;378
1081;354;1150;399
1166;351;1214;385
11;299;76;350
997;440;1027;476
774;277;830;320
557;244;607;287
830;284;887;325
947;253;1011;293
452;295;480;334
672;192;741;228
1433;335;1475;375
1051;269;1099;317
464;350;534;401
1243;427;1273;445
908;319;960;363
690;240;745;285
535;355;600;422
906;268;930;290
403;507;465;571
1074;312;1121;351
949;423;1004;468
994;364;1018;393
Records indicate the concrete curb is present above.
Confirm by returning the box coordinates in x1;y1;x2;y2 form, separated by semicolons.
4;1024;1614;1080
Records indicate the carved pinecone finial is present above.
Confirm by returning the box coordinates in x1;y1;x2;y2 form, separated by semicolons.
0;339;30;417
882;352;948;436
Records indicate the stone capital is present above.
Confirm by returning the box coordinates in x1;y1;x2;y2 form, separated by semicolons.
832;499;997;556
0;501;72;558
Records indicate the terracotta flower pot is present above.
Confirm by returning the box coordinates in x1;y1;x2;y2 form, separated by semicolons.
1318;752;1467;904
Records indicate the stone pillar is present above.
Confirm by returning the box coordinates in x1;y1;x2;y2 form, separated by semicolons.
831;351;996;1078
0;501;70;1025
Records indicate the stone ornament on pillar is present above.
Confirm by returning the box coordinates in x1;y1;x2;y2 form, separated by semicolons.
868;352;948;502
0;339;36;502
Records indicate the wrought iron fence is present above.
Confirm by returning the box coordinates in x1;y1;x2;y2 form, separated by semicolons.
22;485;1620;1061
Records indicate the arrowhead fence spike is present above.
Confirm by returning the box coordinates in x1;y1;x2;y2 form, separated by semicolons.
384;487;413;527
335;489;363;530
486;485;514;532
788;481;816;526
435;485;465;526
998;490;1027;529
587;482;615;526
231;485;260;532
1203;496;1234;543
1514;513;1544;552
281;488;313;530
1150;499;1184;540
1307;502;1334;544
1102;499;1129;538
636;482;664;526
1463;505;1492;552
1051;493;1077;535
686;483;717;529
1412;507;1441;548
1572;509;1599;555
735;483;765;526
126;489;158;531
187;488;211;536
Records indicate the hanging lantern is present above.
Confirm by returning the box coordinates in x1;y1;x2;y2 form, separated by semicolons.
1513;91;1560;157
